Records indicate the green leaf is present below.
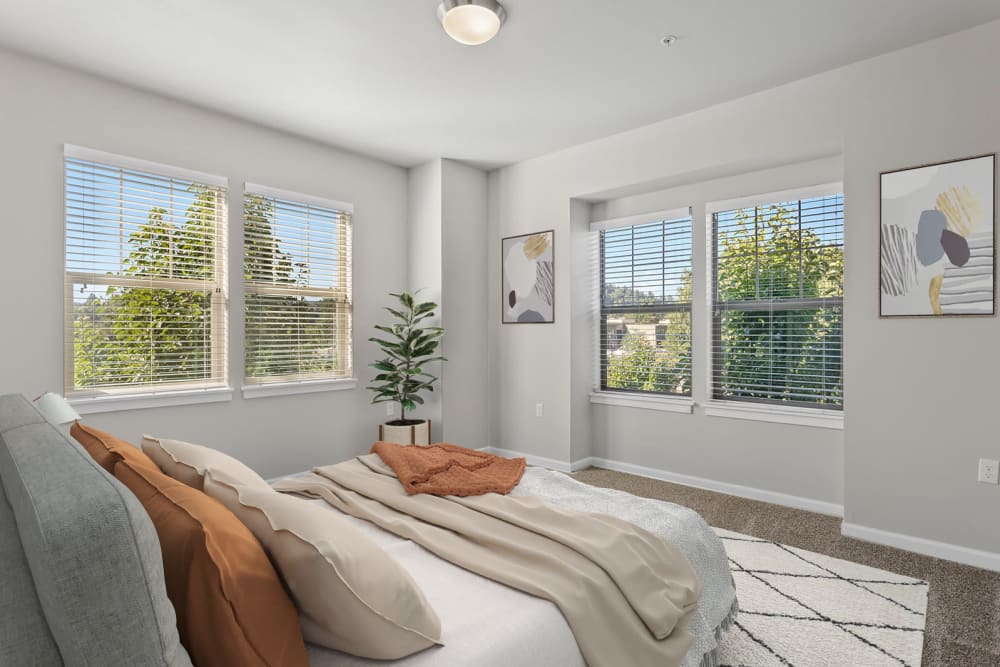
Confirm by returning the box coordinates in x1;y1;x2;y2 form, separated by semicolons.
368;337;404;352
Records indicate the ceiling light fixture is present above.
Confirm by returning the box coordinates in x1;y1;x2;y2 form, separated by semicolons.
437;0;506;46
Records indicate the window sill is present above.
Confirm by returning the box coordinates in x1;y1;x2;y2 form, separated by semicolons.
703;400;843;430
590;391;694;414
69;386;233;415
242;378;358;399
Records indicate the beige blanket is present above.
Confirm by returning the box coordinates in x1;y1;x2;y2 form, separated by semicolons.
273;455;701;667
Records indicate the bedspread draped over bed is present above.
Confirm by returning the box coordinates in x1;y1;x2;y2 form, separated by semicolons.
273;455;702;667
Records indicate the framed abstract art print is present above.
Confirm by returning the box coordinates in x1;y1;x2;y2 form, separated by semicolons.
880;154;996;317
502;230;554;323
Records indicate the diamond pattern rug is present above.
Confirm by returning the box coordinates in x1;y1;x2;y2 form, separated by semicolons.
713;528;928;667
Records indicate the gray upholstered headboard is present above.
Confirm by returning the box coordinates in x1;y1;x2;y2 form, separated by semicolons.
0;394;191;667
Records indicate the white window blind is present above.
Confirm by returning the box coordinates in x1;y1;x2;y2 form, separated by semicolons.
598;213;693;396
64;146;228;396
243;184;353;385
711;191;844;408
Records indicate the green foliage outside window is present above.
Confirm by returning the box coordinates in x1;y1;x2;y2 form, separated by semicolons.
603;200;843;406
714;204;843;406
72;188;344;389
72;187;219;389
242;193;342;382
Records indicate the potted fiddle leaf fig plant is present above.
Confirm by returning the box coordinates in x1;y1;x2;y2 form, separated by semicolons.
367;291;445;445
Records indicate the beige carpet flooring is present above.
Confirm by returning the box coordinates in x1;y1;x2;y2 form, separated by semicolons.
572;467;1000;667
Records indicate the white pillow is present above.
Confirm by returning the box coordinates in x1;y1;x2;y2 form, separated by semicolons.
141;435;270;492
202;469;442;659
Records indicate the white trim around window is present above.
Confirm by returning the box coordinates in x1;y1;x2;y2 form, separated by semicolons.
706;186;844;411
703;400;844;430
242;183;354;389
64;145;229;401
588;178;846;428
64;144;228;188
244;182;354;214
69;386;233;415
590;206;692;232
590;391;694;414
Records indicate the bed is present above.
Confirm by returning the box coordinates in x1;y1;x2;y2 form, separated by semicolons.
291;464;738;667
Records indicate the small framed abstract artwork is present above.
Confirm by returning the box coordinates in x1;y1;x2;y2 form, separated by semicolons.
880;154;996;317
502;230;554;323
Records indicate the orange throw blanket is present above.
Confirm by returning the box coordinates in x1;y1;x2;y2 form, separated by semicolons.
370;442;526;497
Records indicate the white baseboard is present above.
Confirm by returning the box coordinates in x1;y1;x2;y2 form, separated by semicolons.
488;446;1000;572
485;447;573;473
841;522;1000;573
487;447;843;517
586;456;845;517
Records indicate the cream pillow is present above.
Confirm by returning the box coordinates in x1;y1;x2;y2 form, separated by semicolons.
202;469;442;660
141;436;271;492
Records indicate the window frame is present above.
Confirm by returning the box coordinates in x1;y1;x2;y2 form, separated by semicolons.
63;145;230;411
592;207;695;400
241;182;354;394
707;183;844;412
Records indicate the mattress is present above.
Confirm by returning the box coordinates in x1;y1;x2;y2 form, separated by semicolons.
293;466;736;667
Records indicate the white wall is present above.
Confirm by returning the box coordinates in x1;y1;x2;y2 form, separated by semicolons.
489;20;1000;557
0;49;409;478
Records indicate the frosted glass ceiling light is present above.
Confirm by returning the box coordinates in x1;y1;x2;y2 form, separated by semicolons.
438;0;506;46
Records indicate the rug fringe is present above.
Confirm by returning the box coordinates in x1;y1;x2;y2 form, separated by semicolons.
698;595;739;667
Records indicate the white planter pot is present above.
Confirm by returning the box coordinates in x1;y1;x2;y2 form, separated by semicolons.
378;420;431;446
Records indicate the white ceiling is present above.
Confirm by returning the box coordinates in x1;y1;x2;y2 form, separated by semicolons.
2;1;1000;169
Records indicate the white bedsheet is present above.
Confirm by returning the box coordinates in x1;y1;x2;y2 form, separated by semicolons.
294;466;735;667
305;503;585;666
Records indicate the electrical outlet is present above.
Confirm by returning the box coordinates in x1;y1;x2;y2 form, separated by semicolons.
535;403;544;418
386;403;395;417
978;458;999;485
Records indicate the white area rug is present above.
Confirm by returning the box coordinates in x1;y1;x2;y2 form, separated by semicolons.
713;528;928;667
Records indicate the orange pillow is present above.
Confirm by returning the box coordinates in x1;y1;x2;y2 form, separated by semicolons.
71;422;158;473
114;459;308;667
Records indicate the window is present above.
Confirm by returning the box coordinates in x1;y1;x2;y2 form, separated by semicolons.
597;211;693;396
65;146;228;397
243;184;353;386
710;190;844;408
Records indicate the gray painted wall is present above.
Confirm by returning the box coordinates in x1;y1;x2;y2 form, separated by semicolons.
440;159;489;449
0;49;409;478
488;20;1000;555
587;157;846;506
841;24;1000;554
406;159;444;440
405;159;490;447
